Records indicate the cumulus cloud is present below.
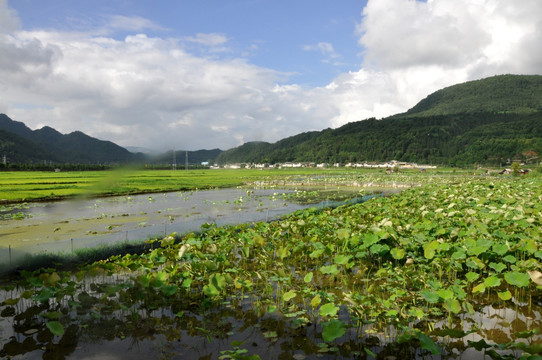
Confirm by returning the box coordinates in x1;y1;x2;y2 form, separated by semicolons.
0;14;334;150
0;0;18;33
1;0;542;152
328;0;542;127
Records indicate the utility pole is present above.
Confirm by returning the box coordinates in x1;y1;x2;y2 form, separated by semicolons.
185;151;188;170
2;154;6;166
172;150;176;170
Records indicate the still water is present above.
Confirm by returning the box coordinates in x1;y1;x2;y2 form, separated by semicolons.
0;188;306;267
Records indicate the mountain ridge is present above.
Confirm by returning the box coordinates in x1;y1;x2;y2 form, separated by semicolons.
217;74;542;166
2;74;542;167
0;114;139;164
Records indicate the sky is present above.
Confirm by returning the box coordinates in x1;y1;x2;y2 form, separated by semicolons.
1;0;542;152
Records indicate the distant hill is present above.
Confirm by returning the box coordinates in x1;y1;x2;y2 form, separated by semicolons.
0;128;55;163
3;74;542;167
217;74;542;166
149;149;223;165
402;74;542;117
0;114;141;164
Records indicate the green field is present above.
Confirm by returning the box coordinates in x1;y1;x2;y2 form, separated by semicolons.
0;167;472;203
0;168;310;203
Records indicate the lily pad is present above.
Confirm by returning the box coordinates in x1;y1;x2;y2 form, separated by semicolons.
319;303;339;318
504;271;530;288
321;319;346;342
483;275;501;288
46;321;65;336
497;290;512;301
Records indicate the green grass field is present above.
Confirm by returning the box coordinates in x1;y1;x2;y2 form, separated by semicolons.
0;168;289;202
0;167;443;203
0;166;523;204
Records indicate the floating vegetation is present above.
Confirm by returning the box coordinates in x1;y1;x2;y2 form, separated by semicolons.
0;175;541;358
0;203;34;220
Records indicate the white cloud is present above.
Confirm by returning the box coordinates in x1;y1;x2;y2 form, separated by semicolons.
303;42;340;59
0;0;18;33
106;15;166;32
328;0;542;127
1;0;542;153
184;33;228;47
1;13;331;150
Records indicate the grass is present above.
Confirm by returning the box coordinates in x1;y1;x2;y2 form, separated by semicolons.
0;167;479;203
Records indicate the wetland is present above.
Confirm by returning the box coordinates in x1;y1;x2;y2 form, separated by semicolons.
0;169;541;359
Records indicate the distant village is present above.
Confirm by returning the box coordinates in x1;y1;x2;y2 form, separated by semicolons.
211;160;437;171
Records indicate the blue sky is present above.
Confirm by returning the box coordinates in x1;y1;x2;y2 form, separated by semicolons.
1;0;542;151
10;0;363;87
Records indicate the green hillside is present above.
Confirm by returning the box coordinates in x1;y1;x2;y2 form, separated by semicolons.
148;148;223;166
0;114;141;165
217;75;542;166
403;74;542;117
0;129;53;163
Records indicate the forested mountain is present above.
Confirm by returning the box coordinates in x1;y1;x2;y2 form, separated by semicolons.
402;74;542;117
148;149;223;166
0;114;141;164
217;74;542;166
0;129;56;163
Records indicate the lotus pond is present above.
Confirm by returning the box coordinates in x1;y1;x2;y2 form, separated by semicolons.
1;174;542;359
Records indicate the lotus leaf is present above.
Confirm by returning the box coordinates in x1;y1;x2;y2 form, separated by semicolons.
303;272;313;283
504;271;530;288
472;283;486;294
46;321;65;336
321;319;346;342
492;243;508;256
415;332;441;355
319;303;339;318
489;262;507;273
320;265;339;275
420;290;440;304
497;290;512;301
443;299;461;314
282;290;296;302
390;247;406;260
423;240;439;259
465;272;480;283
484;275;501;288
311;294;322;309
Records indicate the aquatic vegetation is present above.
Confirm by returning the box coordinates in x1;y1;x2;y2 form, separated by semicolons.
1;174;541;358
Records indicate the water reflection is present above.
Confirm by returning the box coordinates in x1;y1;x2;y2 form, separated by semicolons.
1;278;540;359
0;189;306;267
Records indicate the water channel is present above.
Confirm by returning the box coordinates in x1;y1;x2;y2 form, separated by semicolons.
0;188;311;269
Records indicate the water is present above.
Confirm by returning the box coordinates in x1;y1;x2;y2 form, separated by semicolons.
0;188;306;267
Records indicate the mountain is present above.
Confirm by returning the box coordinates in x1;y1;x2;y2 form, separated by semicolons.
402;74;542;117
0;129;55;163
217;74;542;166
0;114;141;164
125;146;156;154
3;74;542;167
149;149;223;165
